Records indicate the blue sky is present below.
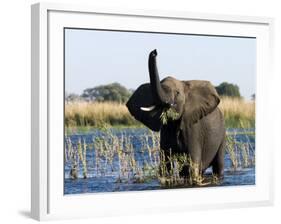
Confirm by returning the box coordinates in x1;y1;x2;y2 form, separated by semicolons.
65;29;256;99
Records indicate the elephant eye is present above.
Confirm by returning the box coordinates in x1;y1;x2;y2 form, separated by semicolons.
175;91;180;96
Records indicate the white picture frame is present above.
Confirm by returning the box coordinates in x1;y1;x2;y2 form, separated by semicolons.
31;2;274;221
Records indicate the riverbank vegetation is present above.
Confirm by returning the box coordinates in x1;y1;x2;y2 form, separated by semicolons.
219;97;255;128
65;97;255;129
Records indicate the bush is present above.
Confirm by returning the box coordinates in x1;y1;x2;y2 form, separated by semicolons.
81;82;132;103
215;82;241;98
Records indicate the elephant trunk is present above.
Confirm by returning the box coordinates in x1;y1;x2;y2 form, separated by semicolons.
148;49;169;105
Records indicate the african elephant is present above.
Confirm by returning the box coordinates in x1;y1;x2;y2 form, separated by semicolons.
126;49;226;185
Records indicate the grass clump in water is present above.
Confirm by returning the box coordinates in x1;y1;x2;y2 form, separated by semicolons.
65;127;255;186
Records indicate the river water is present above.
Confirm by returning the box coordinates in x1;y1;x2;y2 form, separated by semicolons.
64;128;255;194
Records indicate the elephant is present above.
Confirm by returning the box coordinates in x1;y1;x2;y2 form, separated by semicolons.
126;49;226;185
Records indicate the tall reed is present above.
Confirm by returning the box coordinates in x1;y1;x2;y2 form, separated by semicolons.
65;128;255;186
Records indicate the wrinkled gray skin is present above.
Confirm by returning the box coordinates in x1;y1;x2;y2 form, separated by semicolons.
126;49;226;184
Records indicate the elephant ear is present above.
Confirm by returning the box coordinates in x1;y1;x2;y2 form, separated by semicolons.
126;83;162;131
183;80;220;126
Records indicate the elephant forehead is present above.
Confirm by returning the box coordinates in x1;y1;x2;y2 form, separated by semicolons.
161;76;176;83
161;76;181;88
186;80;212;88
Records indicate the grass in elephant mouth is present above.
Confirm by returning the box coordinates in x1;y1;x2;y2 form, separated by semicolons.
65;128;255;188
160;108;180;125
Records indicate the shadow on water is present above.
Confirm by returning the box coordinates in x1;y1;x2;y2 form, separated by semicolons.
64;128;255;195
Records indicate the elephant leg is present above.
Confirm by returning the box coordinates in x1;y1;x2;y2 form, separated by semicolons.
187;144;203;184
212;141;225;180
179;164;189;178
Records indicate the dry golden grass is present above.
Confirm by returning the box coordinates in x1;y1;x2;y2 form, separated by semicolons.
218;97;255;128
65;101;137;127
65;97;255;128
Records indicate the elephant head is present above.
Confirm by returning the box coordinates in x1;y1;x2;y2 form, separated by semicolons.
126;49;220;131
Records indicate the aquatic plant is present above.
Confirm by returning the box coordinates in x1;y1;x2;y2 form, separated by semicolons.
65;128;255;187
77;138;88;179
65;136;88;179
226;129;255;171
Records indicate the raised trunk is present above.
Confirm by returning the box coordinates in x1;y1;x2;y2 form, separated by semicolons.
148;49;169;105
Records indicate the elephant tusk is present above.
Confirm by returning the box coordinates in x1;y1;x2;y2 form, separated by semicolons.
140;105;156;111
